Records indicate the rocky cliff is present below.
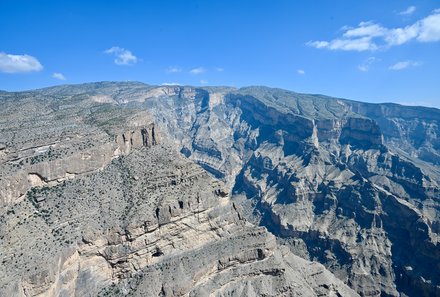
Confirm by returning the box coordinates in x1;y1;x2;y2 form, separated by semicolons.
140;85;440;297
1;82;439;297
0;87;357;297
3;144;354;296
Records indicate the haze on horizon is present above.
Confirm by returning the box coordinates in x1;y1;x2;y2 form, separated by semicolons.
1;0;439;108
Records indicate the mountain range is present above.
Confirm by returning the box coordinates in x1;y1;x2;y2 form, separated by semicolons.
1;82;439;297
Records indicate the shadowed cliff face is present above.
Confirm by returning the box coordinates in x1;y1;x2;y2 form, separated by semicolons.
1;82;439;297
140;85;440;297
348;102;440;165
0;85;358;297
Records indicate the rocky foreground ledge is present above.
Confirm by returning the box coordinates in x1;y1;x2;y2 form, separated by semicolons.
0;143;356;296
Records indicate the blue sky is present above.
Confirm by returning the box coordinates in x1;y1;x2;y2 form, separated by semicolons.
1;0;439;107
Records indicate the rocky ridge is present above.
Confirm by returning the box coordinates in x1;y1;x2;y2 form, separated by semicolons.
140;85;440;297
1;82;439;296
0;86;357;297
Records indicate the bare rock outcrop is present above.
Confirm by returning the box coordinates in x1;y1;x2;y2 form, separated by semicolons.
1;82;440;297
0;86;357;297
115;124;158;155
0;120;158;210
140;85;440;297
0;144;357;297
339;117;383;148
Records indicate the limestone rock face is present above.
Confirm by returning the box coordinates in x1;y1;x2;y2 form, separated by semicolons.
1;82;440;297
0;86;357;297
0;124;158;210
339;117;383;148
141;85;440;297
115;124;158;155
0;145;356;297
348;101;440;165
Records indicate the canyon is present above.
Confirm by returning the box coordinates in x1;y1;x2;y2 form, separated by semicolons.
1;82;439;296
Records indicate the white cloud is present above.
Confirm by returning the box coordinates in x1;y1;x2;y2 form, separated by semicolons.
52;72;66;80
358;57;377;72
307;9;440;51
297;69;305;75
307;41;329;49
417;11;440;42
389;60;422;70
307;36;378;51
333;37;377;51
385;24;420;45
343;21;387;38
200;79;208;85
104;46;138;65
0;52;43;73
214;67;224;72
189;67;206;75
161;82;181;86
166;66;182;73
399;6;416;16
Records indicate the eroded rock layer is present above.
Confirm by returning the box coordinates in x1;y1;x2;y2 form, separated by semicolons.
0;144;356;297
1;82;439;297
0;86;356;297
140;85;440;297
